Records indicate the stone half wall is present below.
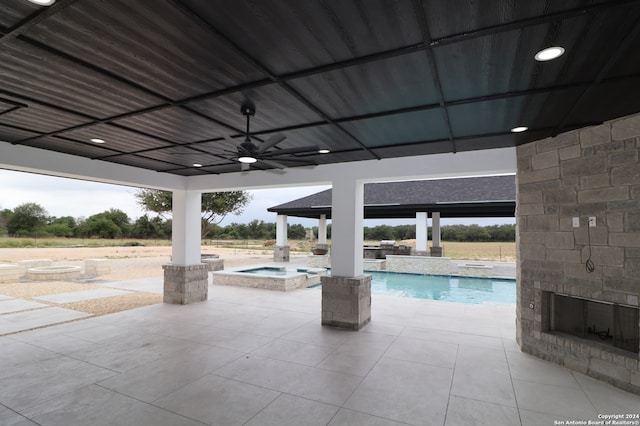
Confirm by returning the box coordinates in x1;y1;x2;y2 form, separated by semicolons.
516;112;640;394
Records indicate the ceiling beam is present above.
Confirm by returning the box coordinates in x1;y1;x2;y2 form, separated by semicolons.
413;0;456;153
170;0;381;160
429;0;640;47
557;14;640;130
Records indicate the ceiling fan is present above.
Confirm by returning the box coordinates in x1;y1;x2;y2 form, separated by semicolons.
225;101;319;171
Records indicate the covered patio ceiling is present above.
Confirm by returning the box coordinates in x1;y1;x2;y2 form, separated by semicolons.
2;1;640;179
268;175;515;219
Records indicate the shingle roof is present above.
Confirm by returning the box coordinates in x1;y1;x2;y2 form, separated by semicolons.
267;175;515;219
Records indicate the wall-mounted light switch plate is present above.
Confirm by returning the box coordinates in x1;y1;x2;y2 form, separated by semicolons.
589;217;596;227
572;217;580;227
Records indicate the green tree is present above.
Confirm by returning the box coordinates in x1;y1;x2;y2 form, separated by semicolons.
84;209;131;239
132;214;168;239
288;224;306;239
0;208;13;234
44;216;76;237
7;202;48;236
85;216;122;238
135;189;252;238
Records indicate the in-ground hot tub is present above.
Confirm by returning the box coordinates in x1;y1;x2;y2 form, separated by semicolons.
26;265;82;281
212;266;326;291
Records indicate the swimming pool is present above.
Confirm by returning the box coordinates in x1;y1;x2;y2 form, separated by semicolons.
317;271;516;304
240;267;302;277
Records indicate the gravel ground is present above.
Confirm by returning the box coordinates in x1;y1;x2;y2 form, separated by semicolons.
0;246;308;319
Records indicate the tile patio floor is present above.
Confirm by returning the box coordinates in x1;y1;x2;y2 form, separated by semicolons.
1;280;639;425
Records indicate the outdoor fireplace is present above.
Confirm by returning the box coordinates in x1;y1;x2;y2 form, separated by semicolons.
549;293;640;354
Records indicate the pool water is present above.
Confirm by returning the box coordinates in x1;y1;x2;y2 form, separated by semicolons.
364;271;514;304
240;267;302;277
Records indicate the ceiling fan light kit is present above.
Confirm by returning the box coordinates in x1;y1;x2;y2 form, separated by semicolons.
224;102;318;172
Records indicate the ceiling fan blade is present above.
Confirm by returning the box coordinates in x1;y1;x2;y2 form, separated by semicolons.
256;133;286;154
258;158;288;170
262;145;319;157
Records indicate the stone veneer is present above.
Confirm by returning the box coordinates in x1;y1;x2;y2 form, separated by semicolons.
516;112;640;394
273;245;290;262
386;255;450;275
321;275;371;330
163;264;208;304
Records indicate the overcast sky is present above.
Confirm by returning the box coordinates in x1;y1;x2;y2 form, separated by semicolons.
0;169;514;228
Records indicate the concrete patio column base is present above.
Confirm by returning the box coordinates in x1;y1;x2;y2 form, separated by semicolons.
273;245;290;262
163;264;208;304
321;274;371;330
430;247;444;257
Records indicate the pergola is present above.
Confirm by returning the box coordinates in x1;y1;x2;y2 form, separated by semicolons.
2;0;640;392
267;175;516;254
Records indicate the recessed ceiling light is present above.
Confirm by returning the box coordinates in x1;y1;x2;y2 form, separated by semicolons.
511;126;528;133
534;46;565;62
90;138;106;144
318;149;330;154
27;0;56;5
193;163;203;167
238;156;257;164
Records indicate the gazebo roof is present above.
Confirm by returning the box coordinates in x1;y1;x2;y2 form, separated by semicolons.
268;175;515;219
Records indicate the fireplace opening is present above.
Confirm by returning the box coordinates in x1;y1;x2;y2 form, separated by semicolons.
549;293;639;354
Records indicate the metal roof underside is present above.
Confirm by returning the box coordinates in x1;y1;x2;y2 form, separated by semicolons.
1;1;640;176
268;175;516;219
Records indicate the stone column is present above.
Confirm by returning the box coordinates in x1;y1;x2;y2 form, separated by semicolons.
414;212;428;256
321;178;371;330
164;190;208;304
274;214;289;262
430;212;443;257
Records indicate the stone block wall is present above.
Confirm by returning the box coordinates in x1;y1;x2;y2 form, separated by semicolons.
516;112;640;394
211;271;309;291
386;255;450;275
163;264;208;304
273;246;290;262
322;275;372;330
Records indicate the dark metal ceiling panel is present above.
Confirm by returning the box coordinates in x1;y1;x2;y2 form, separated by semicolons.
0;1;39;28
341;110;449;148
113;108;231;144
1;0;640;176
423;0;613;40
20;136;119;158
259;124;364;154
288;51;439;118
184;0;423;75
187;84;323;133
567;76;640;126
138;146;228;167
372;140;454;158
24;0;268;100
0;39;163;118
0;124;40;142
0;103;91;133
448;89;585;138
104;154;184;173
59;124;175;154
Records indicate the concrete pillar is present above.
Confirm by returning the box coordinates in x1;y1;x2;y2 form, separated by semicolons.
164;190;208;304
414;212;428;255
430;211;443;257
318;214;328;245
321;178;371;330
274;214;289;261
